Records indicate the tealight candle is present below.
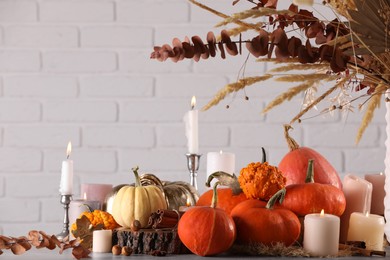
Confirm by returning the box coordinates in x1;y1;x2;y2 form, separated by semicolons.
179;198;192;212
303;210;340;256
347;212;385;251
93;230;112;253
339;174;372;242
59;142;73;195
206;150;235;177
364;173;385;215
184;96;199;154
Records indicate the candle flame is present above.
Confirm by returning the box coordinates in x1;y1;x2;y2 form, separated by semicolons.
66;142;72;159
365;211;370;217
380;172;384;176
219;150;223;154
83;192;87;200
320;209;325;216
186;197;191;207
191;96;196;110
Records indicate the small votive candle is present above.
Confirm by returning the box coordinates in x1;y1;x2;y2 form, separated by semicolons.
92;230;112;253
347;212;385;251
303;210;340;256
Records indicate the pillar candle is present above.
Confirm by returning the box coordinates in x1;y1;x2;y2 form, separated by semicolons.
59;142;73;195
303;210;340;256
80;183;113;209
92;230;112;253
206;151;235;176
347;212;385;251
339;174;372;243
364;173;385;215
184;96;199;154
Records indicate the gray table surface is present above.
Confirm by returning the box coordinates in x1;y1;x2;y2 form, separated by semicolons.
0;248;387;260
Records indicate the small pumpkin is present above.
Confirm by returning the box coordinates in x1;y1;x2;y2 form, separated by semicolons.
196;172;247;214
111;166;168;228
178;182;236;256
281;159;346;217
70;209;120;232
105;173;198;213
238;148;286;200
278;125;342;189
231;188;301;246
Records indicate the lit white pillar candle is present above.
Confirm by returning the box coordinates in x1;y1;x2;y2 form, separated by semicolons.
184;96;199;154
93;230;112;253
206;150;235;176
347;212;385;251
339;174;372;242
303;210;340;257
364;173;385;216
59;142;73;195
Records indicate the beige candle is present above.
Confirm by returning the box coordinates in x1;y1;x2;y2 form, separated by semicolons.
92;230;112;253
347;212;385;251
339;175;372;242
364;173;385;215
303;210;340;256
69;198;101;228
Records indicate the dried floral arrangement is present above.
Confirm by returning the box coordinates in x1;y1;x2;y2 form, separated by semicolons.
0;230;89;259
151;0;390;142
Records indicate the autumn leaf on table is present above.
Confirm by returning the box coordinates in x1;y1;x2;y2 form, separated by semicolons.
71;215;104;250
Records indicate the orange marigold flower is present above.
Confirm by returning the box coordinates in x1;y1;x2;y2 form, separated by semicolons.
238;162;286;201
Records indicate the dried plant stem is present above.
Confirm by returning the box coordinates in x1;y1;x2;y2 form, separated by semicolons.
290;75;353;124
263;81;316;114
276;74;336;82
189;0;261;32
269;63;330;73
356;84;387;143
202;75;273;111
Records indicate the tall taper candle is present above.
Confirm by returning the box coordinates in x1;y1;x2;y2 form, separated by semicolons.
184;96;199;154
59;142;73;195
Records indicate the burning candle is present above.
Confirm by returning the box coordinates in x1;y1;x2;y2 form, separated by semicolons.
303;209;340;256
339;174;372;242
347;212;385;251
184;96;199;154
364;173;385;216
179;198;192;212
92;230;112;253
59;142;73;195
207;150;235;177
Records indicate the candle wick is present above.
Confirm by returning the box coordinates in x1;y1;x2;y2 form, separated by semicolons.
67;154;70;160
191;105;194;110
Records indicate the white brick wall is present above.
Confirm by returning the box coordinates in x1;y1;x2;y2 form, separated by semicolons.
0;0;386;237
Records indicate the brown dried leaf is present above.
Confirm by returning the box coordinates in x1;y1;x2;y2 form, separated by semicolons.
28;230;41;247
207;31;217;57
0;249;3;255
72;245;91;260
11;243;27;255
50;235;62;248
218;42;226;59
287;36;301;57
182;42;195;59
221;30;238;56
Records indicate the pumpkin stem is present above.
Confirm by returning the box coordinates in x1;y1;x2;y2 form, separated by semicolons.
266;188;286;210
284;124;300;151
261;147;267;163
305;159;315;183
132;166;142;187
211;181;221;208
205;171;242;195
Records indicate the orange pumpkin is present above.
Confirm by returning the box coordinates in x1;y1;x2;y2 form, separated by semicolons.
281;159;346;216
278;125;342;189
178;182;236;256
231;189;301;246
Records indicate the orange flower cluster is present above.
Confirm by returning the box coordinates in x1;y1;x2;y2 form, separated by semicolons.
238;162;286;201
71;210;120;232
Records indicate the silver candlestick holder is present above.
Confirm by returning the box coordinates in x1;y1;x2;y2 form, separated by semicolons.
186;153;202;190
57;194;72;241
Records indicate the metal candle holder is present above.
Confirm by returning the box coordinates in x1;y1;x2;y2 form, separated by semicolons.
57;194;72;241
185;153;201;190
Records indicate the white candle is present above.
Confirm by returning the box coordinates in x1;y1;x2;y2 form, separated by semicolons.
184;96;199;154
206;150;235;176
69;197;101;229
92;230;112;253
303;210;340;257
364;173;385;216
347;212;385;251
339;174;372;242
59;142;73;195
